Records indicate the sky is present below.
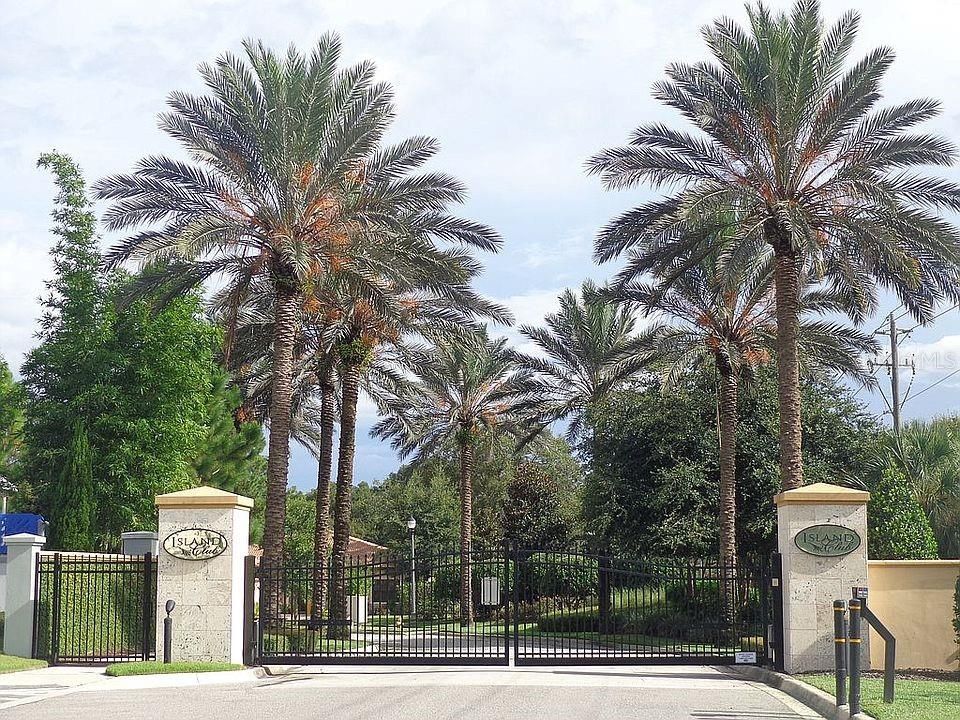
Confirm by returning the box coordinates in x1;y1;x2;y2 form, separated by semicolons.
4;0;960;490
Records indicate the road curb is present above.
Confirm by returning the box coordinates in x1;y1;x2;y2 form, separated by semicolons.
722;666;877;720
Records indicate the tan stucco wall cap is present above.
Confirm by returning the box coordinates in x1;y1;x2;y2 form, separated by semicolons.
155;485;254;509
868;559;960;567
773;482;870;506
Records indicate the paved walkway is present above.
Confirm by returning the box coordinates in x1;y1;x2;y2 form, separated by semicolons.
0;665;825;720
0;665;105;710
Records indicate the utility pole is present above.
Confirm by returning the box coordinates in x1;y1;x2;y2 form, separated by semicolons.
871;312;914;435
889;313;901;434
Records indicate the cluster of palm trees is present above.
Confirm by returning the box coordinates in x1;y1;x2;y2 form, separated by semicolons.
94;1;960;626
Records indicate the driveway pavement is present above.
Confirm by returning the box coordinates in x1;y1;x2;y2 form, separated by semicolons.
1;665;825;720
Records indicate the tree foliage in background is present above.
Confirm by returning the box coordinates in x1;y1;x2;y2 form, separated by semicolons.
503;462;571;550
348;431;582;557
49;421;94;550
18;151;107;518
590;0;960;496
0;356;24;489
866;467;938;560
192;370;265;493
875;418;960;558
583;371;883;556
18;152;265;549
517;280;645;443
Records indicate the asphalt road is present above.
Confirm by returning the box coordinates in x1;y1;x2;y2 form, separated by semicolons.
2;666;824;720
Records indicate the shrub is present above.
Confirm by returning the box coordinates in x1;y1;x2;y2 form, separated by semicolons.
432;557;513;603
867;467;939;560
527;553;598;602
536;607;601;633
954;574;960;649
665;579;722;618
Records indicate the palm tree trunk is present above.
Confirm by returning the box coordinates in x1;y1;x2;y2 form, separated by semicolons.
717;361;738;567
716;357;738;642
458;437;474;627
310;378;335;622
329;359;361;638
768;222;804;491
262;283;298;569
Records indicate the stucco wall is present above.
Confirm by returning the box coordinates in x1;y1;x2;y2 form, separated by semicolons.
867;560;960;671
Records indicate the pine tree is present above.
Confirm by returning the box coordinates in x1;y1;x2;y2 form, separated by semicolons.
50;421;94;550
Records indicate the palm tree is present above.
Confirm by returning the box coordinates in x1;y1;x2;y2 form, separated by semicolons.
373;331;534;626
95;36;501;566
222;285;339;618
622;247;877;570
326;282;508;632
515;280;646;443
588;0;960;491
880;419;960;557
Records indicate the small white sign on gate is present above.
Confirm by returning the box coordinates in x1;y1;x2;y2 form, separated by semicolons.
480;576;500;606
734;651;757;664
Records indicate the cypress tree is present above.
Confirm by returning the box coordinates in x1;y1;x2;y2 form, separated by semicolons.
51;421;94;550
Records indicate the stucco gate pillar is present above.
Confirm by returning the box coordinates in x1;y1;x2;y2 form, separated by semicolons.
775;482;869;674
155;487;252;664
2;533;45;658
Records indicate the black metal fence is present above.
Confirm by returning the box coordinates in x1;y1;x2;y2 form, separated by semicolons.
512;549;771;666
257;546;510;665
254;545;775;667
32;552;157;665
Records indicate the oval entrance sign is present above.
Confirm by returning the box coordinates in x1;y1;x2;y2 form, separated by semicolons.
794;524;861;557
163;528;228;561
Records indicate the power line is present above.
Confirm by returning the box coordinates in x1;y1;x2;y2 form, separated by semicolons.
904;365;960;402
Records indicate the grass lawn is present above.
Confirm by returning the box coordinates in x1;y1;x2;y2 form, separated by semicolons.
0;655;47;674
105;661;243;677
802;674;960;720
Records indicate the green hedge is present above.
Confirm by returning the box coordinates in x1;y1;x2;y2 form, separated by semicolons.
527;553;599;600
34;560;151;661
537;578;763;645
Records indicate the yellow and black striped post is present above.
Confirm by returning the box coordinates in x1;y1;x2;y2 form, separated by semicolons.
833;600;848;708
849;599;863;716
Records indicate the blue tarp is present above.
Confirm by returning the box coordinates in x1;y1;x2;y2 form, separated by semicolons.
0;514;45;553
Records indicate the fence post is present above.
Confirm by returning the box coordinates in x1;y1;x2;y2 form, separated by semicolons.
770;552;785;672
50;553;62;665
598;553;611;633
141;552;154;661
242;555;258;666
3;534;45;658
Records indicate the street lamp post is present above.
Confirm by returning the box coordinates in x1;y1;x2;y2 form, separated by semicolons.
407;517;417;619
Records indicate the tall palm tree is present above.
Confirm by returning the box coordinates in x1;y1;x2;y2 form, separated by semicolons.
326;285;508;633
623;247;877;570
588;0;960;491
95;36;500;566
373;331;534;626
515;280;646;443
221;285;340;618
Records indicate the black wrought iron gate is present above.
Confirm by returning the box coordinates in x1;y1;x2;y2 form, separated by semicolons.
33;552;157;665
253;546;779;667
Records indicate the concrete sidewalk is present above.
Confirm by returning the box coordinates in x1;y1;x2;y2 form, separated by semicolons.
0;665;106;710
0;664;260;710
0;664;827;720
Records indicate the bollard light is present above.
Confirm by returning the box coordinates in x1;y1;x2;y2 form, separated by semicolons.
163;599;177;663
